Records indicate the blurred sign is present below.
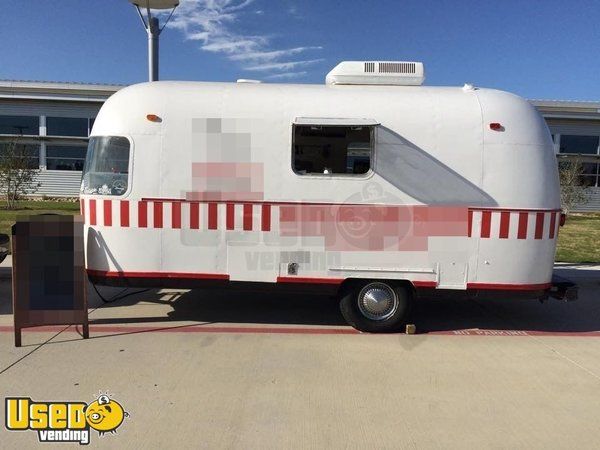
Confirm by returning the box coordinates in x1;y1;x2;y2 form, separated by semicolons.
11;215;88;347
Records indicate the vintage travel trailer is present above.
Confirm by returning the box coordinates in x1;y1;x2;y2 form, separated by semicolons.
81;61;565;332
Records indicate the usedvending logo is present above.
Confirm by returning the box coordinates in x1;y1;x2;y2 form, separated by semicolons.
5;392;130;445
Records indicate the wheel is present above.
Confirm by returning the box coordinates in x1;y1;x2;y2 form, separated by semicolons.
339;280;412;333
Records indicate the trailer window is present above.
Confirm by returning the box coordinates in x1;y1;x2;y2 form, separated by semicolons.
292;125;372;175
81;136;130;196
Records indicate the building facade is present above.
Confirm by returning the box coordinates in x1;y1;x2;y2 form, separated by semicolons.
0;80;122;197
0;80;599;210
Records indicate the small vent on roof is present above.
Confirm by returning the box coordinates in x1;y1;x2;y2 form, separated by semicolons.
326;61;425;86
378;62;416;74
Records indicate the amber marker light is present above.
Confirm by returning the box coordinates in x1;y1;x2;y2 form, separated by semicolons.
146;114;162;122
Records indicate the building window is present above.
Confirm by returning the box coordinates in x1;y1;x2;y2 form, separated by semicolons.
0;115;39;135
0;142;40;169
292;125;373;175
46;145;87;171
46;117;89;137
579;162;600;188
559;135;600;155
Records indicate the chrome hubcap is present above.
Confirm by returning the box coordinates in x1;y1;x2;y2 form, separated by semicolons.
357;283;398;321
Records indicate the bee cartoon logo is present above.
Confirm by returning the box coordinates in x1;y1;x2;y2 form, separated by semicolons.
5;392;130;445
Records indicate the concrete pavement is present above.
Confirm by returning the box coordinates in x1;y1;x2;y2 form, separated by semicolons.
1;265;599;448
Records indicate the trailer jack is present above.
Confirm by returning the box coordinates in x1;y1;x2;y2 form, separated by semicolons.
545;274;578;302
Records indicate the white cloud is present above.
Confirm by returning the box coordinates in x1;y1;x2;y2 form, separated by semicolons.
165;0;322;79
229;46;323;62
245;59;324;72
265;71;308;80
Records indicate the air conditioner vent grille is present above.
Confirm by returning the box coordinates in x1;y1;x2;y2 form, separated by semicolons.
364;62;375;73
378;62;416;74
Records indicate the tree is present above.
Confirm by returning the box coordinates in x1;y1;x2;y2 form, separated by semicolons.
558;157;588;214
0;140;41;209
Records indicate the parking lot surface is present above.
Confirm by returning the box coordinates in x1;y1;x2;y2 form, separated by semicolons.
1;264;599;449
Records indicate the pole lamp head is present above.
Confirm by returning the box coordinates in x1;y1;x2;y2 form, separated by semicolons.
129;0;179;81
129;0;179;9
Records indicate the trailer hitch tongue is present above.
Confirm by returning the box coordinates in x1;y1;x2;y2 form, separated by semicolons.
549;274;578;302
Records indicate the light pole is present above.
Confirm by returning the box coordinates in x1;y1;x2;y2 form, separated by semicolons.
129;0;179;81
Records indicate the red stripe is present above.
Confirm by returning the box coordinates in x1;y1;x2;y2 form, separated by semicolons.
467;209;473;237
468;207;561;213
120;201;129;227
190;202;199;229
499;211;510;239
138;201;148;228
276;276;344;285
8;325;600;337
80;199;85;217
208;203;218;230
412;281;437;288
0;324;359;335
226;203;235;230
480;211;491;238
243;204;253;231
103;200;112;226
467;282;551;291
517;212;528;239
429;329;600;337
154;202;163;228
534;212;544;239
261;204;271;231
89;199;96;225
171;202;181;229
142;198;560;213
549;212;557;239
87;269;229;280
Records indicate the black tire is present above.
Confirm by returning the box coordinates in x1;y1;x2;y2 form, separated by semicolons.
339;280;412;333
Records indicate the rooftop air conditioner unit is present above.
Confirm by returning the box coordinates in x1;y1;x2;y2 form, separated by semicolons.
326;61;425;86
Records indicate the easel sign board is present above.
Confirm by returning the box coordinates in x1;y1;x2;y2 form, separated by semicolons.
11;214;88;347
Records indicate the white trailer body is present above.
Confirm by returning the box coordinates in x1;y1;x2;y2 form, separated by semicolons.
80;62;561;331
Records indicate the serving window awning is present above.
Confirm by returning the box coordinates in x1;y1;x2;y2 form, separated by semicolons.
293;117;380;126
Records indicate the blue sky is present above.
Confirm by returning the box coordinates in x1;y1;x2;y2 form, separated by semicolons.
1;0;598;100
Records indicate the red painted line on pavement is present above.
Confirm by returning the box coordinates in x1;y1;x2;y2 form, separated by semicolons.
0;325;359;335
427;329;600;337
0;325;599;337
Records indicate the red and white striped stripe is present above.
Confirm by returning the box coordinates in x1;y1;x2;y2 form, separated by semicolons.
81;199;274;232
468;209;560;240
82;199;560;241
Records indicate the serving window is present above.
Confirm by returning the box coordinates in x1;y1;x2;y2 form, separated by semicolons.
292;118;377;176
